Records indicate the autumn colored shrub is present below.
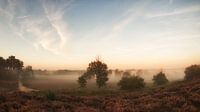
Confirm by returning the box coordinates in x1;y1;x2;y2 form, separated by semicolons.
118;75;145;90
153;72;169;85
185;65;200;80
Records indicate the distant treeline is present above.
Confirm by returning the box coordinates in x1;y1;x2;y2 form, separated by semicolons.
0;56;23;72
0;55;33;81
33;69;85;75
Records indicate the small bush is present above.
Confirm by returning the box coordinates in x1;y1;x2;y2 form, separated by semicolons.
153;72;169;85
185;65;200;80
118;75;145;90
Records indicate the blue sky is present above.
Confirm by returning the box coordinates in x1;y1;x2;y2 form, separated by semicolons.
0;0;200;70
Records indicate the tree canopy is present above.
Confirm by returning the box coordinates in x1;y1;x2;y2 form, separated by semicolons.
0;56;23;71
78;59;109;88
185;65;200;80
152;72;169;85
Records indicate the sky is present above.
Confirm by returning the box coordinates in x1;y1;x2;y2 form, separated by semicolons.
0;0;200;70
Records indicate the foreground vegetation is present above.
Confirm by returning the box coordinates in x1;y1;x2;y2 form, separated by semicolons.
0;78;200;112
1;56;200;111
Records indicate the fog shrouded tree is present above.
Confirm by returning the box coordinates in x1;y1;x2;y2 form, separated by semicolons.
78;58;109;88
78;73;88;88
153;72;169;85
122;71;131;77
184;65;200;80
21;66;34;80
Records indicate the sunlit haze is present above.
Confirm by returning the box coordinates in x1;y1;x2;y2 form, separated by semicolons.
0;0;200;70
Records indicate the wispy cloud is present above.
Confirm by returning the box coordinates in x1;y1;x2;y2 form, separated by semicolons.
102;1;151;42
0;0;72;54
147;5;200;18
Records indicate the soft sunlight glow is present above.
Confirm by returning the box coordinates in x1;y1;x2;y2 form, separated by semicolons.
0;0;200;70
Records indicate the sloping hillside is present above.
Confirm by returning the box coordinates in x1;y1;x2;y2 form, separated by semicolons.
0;79;200;112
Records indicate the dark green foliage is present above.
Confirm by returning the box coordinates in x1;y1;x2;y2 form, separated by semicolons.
96;72;108;88
153;72;169;85
185;65;200;80
6;56;23;71
118;75;145;90
0;56;23;71
78;59;108;88
78;76;87;88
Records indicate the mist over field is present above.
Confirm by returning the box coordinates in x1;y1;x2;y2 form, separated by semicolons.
22;68;185;90
0;0;200;111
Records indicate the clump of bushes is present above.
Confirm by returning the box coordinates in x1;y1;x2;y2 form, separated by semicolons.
118;75;145;90
184;65;200;80
152;72;169;85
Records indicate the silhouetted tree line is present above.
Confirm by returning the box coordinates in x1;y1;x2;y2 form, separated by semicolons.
21;66;34;79
0;56;34;80
78;59;200;90
185;64;200;80
0;56;23;72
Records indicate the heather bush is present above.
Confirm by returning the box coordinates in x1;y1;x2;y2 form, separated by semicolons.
185;65;200;80
118;75;145;90
153;72;169;85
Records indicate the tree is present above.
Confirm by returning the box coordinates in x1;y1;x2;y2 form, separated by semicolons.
21;66;34;79
184;65;200;80
122;71;131;77
6;56;23;71
152;72;169;85
0;57;6;69
118;75;145;90
78;58;109;88
108;69;112;74
78;73;88;88
136;69;143;76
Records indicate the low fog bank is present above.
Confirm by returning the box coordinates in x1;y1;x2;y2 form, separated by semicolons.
22;68;184;90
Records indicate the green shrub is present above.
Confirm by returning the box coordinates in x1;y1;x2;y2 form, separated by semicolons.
185;65;200;80
153;72;169;85
118;75;145;90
